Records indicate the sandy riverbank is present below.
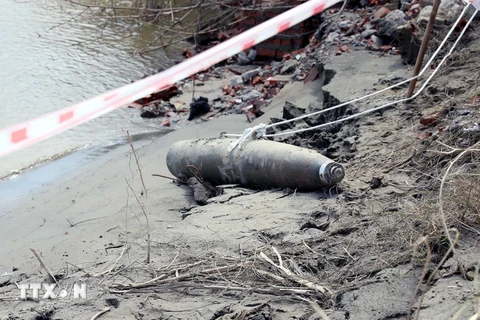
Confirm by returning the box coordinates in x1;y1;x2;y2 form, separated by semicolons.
1;42;480;319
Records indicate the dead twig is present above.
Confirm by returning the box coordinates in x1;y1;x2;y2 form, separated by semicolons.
152;173;187;184
66;216;107;227
438;142;480;273
30;249;58;285
259;246;332;296
90;308;111;320
112;283;313;296
125;130;151;264
407;236;432;320
113;261;253;290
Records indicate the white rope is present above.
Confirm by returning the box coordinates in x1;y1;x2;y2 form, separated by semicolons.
224;4;472;140
228;123;266;151
265;7;477;137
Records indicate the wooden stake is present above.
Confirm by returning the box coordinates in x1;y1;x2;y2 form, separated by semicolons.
406;0;441;98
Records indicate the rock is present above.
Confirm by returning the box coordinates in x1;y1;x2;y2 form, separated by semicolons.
241;68;261;83
325;32;340;44
140;105;164;118
397;25;420;65
361;29;377;38
385;9;407;26
280;60;298;74
231;76;243;86
374;7;391;19
377;20;397;41
159;101;176;112
370;35;383;50
270;61;282;72
416;5;433;23
377;10;407;41
400;0;414;11
438;0;464;22
282;101;306;120
370;177;383;189
338;21;351;29
242;90;261;102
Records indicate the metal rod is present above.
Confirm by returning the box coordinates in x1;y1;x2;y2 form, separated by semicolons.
406;0;442;98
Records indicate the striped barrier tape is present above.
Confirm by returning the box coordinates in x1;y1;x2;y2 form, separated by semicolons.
0;0;342;158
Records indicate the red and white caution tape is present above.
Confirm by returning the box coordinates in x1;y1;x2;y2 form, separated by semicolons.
0;0;341;158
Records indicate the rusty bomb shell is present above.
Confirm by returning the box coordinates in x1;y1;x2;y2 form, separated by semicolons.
166;138;345;190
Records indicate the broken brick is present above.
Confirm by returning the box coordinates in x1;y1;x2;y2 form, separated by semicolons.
162;118;171;127
340;45;349;52
304;67;319;84
420;115;439;127
252;75;263;85
269;88;280;96
182;49;193;58
222;85;230;95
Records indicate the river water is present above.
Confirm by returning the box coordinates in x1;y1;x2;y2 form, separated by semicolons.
0;0;183;179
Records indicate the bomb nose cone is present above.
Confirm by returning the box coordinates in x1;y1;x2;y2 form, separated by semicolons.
319;162;345;185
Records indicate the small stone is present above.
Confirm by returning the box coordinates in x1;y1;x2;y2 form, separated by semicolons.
280;60;298;74
370;35;383;50
140;105;164;118
361;29;377;39
338;21;351;29
370;177;383;189
241;68;261;83
162;118;171;127
242;90;261;102
325;32;340;44
231;76;243;86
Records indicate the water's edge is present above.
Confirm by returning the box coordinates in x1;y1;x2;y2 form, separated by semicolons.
0;130;172;212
